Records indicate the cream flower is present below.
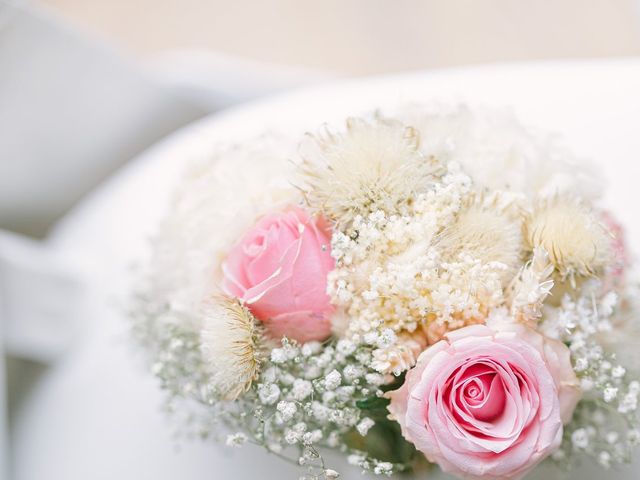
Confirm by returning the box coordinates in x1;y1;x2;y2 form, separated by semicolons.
371;330;427;375
298;116;443;226
509;247;555;325
436;195;524;285
525;196;612;282
200;296;266;400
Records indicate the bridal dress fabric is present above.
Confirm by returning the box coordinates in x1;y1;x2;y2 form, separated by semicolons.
11;59;640;480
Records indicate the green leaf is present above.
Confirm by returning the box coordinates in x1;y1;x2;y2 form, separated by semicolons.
356;396;390;411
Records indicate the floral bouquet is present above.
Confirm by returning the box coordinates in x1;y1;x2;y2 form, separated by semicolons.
133;105;640;479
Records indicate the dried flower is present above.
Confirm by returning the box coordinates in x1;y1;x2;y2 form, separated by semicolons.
525;196;612;282
298;116;442;226
200;295;266;400
371;330;427;375
509;247;555;325
436;196;524;284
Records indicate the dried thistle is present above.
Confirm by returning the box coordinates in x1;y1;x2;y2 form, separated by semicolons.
435;194;524;285
200;295;266;400
525;196;612;283
297;116;443;226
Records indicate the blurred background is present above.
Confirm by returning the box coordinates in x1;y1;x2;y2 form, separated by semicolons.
35;0;640;73
2;1;640;479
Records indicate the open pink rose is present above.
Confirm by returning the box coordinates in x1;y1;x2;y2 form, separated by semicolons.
222;208;334;343
388;323;581;480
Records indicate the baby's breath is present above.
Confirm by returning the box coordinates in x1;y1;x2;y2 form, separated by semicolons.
541;283;640;469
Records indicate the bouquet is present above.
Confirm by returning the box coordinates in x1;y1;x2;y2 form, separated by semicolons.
133;105;640;479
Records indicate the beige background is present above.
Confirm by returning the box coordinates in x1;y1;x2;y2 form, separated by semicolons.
39;0;640;74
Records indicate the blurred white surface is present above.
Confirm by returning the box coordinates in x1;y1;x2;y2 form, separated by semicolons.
0;1;205;236
146;50;338;110
38;0;640;74
0;231;91;362
12;59;640;479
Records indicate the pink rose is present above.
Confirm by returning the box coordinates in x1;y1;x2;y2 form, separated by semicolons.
222;208;334;343
388;323;581;480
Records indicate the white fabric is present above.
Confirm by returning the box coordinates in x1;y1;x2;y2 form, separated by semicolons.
0;231;90;361
12;59;640;479
146;49;338;110
0;1;205;236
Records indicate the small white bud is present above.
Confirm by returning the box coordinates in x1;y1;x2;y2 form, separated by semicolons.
225;432;247;447
324;370;342;390
604;386;618;403
356;417;375;436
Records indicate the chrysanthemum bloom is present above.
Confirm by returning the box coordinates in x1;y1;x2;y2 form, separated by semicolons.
200;296;266;400
222;207;335;343
388;323;581;480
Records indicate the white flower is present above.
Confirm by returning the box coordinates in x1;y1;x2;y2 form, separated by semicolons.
612;365;626;378
301;341;322;357
336;339;356;356
371;331;426;376
363;332;379;345
324;370;342;390
356;417;375;436
311;401;330;421
373;462;393;475
277;401;297;421
598;451;612;468
302;430;322;445
225;432;247;447
400;104;601;200
572;428;589;449
324;468;340;479
509;247;554;324
525;196;611;281
298;116;442;226
292;379;313;401
200;296;265;400
574;357;589;372
258;383;281;405
347;454;365;466
284;429;300;445
605;432;619;444
436;196;523;285
270;348;287;364
375;329;397;349
604;387;619;403
365;373;385;386
580;378;594;392
618;392;638;413
627;429;640;445
343;365;364;382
